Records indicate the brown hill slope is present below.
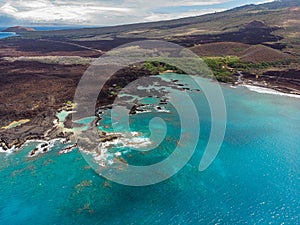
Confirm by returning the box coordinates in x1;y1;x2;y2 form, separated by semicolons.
190;42;250;57
190;42;294;64
240;45;294;63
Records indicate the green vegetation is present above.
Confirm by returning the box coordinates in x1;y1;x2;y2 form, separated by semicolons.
143;56;294;83
144;58;235;82
202;56;239;82
202;56;294;82
232;47;245;53
110;91;118;96
144;61;185;75
62;101;76;111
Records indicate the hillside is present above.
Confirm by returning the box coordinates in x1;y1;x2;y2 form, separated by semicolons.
5;1;297;58
239;45;294;63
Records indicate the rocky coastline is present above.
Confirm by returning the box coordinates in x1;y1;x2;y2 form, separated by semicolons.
1;66;300;154
233;70;300;96
0;63;154;153
0;45;299;153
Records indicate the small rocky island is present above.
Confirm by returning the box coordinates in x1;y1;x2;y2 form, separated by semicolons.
2;26;36;33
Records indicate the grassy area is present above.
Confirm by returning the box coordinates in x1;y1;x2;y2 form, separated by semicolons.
62;101;77;111
143;56;294;83
202;56;239;82
143;58;235;82
144;61;185;75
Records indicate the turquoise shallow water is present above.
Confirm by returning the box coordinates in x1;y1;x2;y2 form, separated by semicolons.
1;74;299;224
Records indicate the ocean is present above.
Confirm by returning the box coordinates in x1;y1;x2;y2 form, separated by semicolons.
0;26;94;39
0;73;299;224
0;32;17;39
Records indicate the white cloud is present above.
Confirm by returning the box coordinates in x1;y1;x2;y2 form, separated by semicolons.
143;0;230;7
0;0;231;25
0;0;134;25
144;9;225;22
117;0;230;9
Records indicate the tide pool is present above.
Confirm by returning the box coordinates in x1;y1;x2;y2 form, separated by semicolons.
0;74;299;224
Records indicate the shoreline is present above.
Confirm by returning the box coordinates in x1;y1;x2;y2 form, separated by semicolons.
1;72;300;153
230;70;300;98
240;84;300;99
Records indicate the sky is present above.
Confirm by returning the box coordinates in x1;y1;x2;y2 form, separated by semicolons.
0;0;275;27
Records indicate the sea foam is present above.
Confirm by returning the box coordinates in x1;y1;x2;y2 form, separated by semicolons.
242;85;300;99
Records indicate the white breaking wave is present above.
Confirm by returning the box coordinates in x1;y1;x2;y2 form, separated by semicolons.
0;146;16;154
27;138;66;157
91;132;153;167
242;85;300;99
0;138;66;155
124;137;152;149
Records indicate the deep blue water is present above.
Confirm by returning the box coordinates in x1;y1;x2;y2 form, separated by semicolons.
0;74;299;224
0;32;17;39
0;26;96;32
0;26;94;39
